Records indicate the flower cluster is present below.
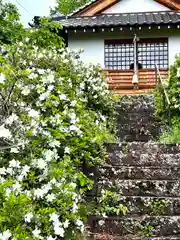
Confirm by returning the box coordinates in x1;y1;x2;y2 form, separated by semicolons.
0;37;115;239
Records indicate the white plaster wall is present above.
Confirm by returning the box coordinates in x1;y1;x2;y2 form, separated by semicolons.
103;0;170;14
68;38;104;67
168;36;180;66
68;29;180;68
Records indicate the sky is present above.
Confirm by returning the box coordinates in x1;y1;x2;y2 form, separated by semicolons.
9;0;56;27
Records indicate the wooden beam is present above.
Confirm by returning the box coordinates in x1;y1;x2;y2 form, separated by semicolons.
73;0;180;17
74;0;119;16
155;0;180;10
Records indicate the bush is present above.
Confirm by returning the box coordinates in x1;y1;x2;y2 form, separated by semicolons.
159;125;180;144
155;56;180;143
0;36;115;239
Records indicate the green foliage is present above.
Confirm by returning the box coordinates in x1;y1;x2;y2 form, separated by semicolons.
122;142;130;153
146;199;168;215
138;224;154;237
155;56;180;143
0;0;24;44
159;125;180;144
0;8;115;239
95;190;128;216
51;0;89;15
28;18;64;50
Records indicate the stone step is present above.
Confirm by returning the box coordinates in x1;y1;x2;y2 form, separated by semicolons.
98;180;180;197
99;165;180;180
88;215;180;237
117;123;158;133
117;112;155;124
107;143;180;166
116;131;159;142
120;196;180;216
89;234;180;240
116;94;155;112
116;110;159;141
116;133;155;142
86;196;180;217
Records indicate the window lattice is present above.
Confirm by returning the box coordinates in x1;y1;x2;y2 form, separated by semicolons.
104;39;168;70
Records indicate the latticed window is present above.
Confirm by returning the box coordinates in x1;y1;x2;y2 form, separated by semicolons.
104;38;168;70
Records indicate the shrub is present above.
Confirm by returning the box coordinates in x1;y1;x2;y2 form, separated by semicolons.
0;36;115;239
155;56;180;143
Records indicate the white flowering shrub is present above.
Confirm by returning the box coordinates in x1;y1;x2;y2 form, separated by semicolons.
0;38;115;239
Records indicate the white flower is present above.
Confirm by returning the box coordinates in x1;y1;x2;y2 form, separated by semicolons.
50;213;59;223
25;37;30;42
63;59;68;63
98;220;105;226
46;193;55;202
70;183;76;189
24;212;33;223
0;167;6;175
37;69;45;74
54;226;65;237
49;140;60;148
64;147;70;154
102;213;107;218
36;159;47;170
29;73;38;79
43;149;56;162
50;178;57;185
95;120;99;125
0;230;12;240
70;113;77;124
70;100;76;107
19;42;23;46
80;83;85;90
45;74;55;83
6;167;13;175
17;174;24;182
76;220;84;233
72;202;78;212
5;188;12;196
0;73;5;84
9;160;21;169
22;165;30;175
59;94;67;100
0;125;11;139
28;109;39;118
47;236;56;240
12;182;21;192
10;148;19;153
22;88;30;96
39;92;50;101
175;104;180;109
5;114;18;125
63;220;69;229
33;188;46;199
37;53;44;59
69;125;79;131
32;228;42;239
48;85;54;91
76;219;83;227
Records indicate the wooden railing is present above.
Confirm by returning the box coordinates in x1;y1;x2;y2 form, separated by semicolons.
155;64;171;126
103;69;168;90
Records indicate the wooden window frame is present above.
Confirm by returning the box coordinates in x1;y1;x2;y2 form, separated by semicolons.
104;38;168;70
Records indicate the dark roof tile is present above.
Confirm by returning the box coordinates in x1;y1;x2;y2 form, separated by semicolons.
56;11;180;28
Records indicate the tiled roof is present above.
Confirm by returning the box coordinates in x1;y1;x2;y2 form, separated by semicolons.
56;11;180;28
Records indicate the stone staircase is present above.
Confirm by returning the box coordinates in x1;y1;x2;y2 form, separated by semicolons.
88;94;180;240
